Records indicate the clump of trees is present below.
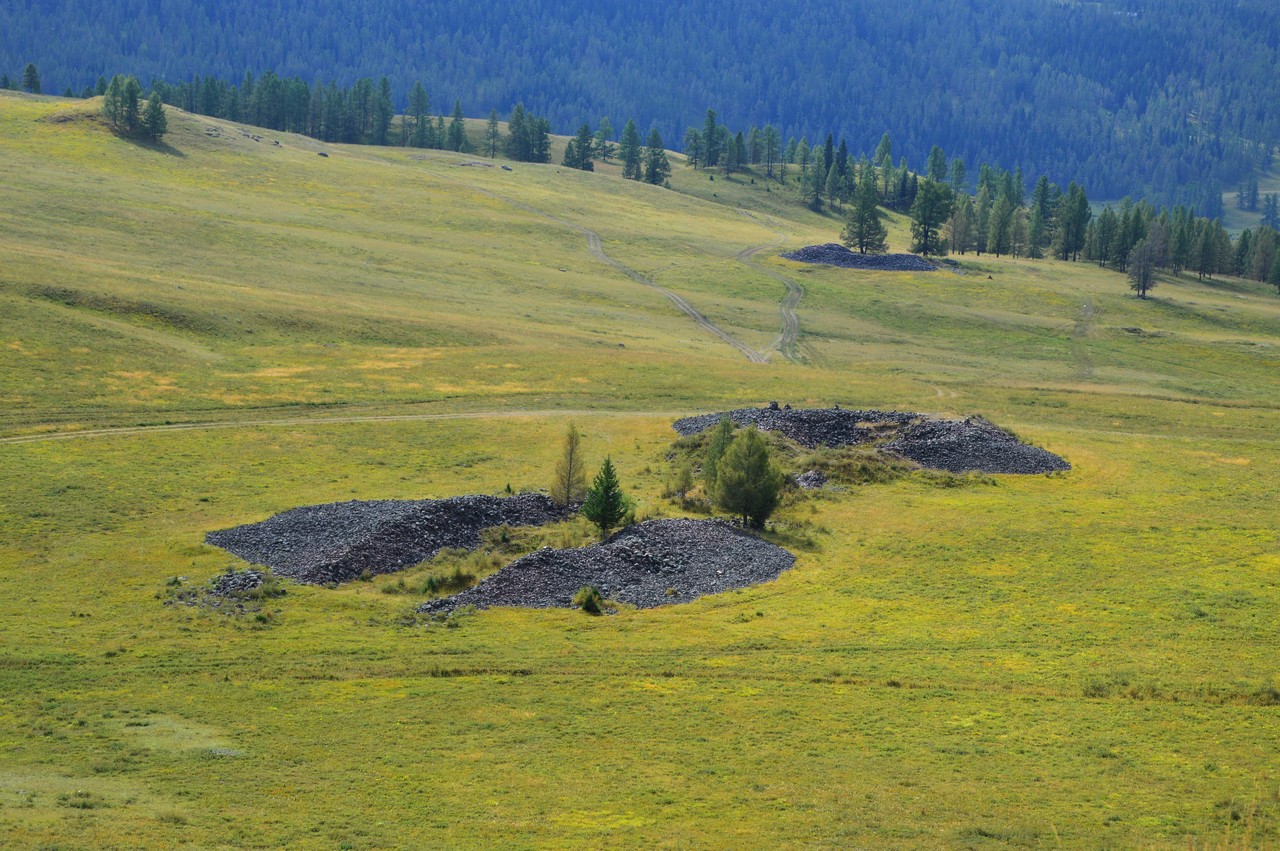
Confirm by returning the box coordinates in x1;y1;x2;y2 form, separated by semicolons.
101;74;167;140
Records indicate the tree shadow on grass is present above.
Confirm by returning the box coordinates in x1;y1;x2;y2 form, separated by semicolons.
121;135;185;158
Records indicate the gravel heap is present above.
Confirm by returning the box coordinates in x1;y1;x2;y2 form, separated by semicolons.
418;519;795;614
884;417;1071;474
674;405;1069;475
673;404;918;449
782;243;937;272
206;493;572;585
794;470;829;489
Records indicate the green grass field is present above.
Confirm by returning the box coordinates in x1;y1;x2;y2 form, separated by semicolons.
3;92;1280;848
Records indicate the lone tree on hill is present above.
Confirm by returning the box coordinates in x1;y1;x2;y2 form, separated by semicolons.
842;167;888;254
22;63;40;94
142;91;168;141
910;179;955;255
550;423;588;506
1127;238;1157;298
582;458;627;538
712;426;785;529
484;109;500;157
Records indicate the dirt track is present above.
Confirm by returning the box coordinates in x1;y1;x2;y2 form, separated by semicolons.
472;188;767;363
736;242;803;363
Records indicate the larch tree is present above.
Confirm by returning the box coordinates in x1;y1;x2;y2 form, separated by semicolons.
1127;238;1157;298
484;109;500;157
592;116;614;161
550;424;588;506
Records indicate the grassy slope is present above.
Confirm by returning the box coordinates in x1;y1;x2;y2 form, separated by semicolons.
2;93;1280;848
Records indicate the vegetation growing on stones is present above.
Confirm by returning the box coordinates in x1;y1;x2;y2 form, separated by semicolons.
711;426;785;528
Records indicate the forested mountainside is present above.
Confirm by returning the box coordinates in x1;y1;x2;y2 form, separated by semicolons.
4;0;1277;207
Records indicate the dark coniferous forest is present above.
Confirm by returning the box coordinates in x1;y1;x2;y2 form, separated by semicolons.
3;0;1277;207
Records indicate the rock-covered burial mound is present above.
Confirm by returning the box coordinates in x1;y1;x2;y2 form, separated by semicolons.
884;417;1071;475
205;493;572;585
674;405;1069;474
782;243;937;271
673;406;917;448
418;519;795;614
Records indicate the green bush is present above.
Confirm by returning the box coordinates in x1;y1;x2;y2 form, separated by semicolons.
573;585;604;614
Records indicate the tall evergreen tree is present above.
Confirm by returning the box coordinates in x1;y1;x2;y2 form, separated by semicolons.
141;91;167;140
122;76;142;132
407;81;431;147
102;75;123;127
841;167;888;254
910;180;955;255
946;194;976;254
21;63;40;94
949;157;967;194
563;122;596;171
1128;238;1157;298
927;145;947;182
711;427;785;529
682;127;705;169
702;109;720;168
874;132;892;167
505;103;529;161
484;109;500;157
445;99;466;151
592;117;614;161
372;77;393;145
582;458;627;538
643;128;670;184
619;119;642;179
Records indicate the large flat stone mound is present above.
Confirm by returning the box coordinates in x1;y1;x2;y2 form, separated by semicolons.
206;493;572;585
418;519;796;614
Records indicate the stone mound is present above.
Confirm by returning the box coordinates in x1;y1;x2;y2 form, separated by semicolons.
884;417;1071;474
418;519;795;614
782;243;937;271
674;405;1070;474
672;405;917;449
205;493;572;585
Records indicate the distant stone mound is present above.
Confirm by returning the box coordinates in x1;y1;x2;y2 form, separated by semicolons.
782;243;937;271
205;493;572;585
674;404;1070;474
673;404;916;449
418;519;795;614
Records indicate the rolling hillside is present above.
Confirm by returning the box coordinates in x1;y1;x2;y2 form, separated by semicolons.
3;92;1280;847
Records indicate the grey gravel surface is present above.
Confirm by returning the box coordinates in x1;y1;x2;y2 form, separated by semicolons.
418;519;795;614
794;470;829;489
673;405;917;448
782;243;937;271
206;493;572;585
884;417;1071;474
675;405;1069;474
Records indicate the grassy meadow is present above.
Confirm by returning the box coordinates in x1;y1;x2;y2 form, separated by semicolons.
2;91;1280;847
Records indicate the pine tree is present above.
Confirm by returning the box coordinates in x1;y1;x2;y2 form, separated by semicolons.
842;167;889;254
484;109;500;157
505;104;529;161
910;180;955;256
874;132;892;168
763;125;782;179
592;117;614;161
1270;254;1280;293
712;427;785;529
1262;194;1280;230
682;128;705;169
445;99;466;152
619;119;642;180
582;458;627;538
1128;238;1157;298
927;145;947;182
102;75;123;127
702;109;720;168
949;157;967;194
974;183;993;254
946;195;975;255
563;122;595;171
643;128;670;184
408;82;431;147
122;77;142;133
987;194;1014;257
21;63;40;94
141;92;168;141
550;424;588;506
0;75;10;90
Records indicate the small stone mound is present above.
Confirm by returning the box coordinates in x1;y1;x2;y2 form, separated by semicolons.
673;404;917;449
209;569;265;596
418;519;795;614
206;493;572;585
794;470;829;489
884;418;1071;474
782;243;937;272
